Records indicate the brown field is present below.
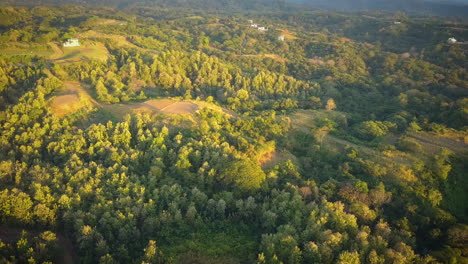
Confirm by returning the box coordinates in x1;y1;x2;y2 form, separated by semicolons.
50;94;82;117
49;80;232;120
49;81;94;117
105;99;204;119
131;100;199;115
143;99;176;111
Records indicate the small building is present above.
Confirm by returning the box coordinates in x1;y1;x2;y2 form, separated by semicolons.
278;35;285;41
257;26;268;31
447;37;457;44
393;21;401;25
63;38;80;47
250;24;258;28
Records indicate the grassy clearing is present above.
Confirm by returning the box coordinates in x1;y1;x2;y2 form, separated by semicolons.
48;80;234;123
53;41;109;63
288;109;416;166
289;109;347;132
101;99;199;118
407;131;467;156
239;53;287;62
49;94;84;117
101;99;234;120
77;30;144;50
0;49;53;57
48;42;64;60
259;149;298;169
279;29;299;40
49;81;95;117
0;42;53;57
178;15;204;20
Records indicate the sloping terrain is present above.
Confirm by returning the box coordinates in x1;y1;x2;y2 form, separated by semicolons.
48;81;233;120
48;81;93;117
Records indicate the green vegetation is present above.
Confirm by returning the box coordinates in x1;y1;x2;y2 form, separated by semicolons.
0;3;467;264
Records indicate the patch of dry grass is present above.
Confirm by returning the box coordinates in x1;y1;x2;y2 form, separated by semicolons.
77;30;141;50
239;53;287;62
49;81;95;117
259;150;298;169
290;109;347;132
0;42;53;57
54;41;109;64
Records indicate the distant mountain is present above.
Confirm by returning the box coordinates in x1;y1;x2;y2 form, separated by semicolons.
0;0;290;10
292;0;468;16
1;0;467;16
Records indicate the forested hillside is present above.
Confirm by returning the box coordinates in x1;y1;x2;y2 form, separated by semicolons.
0;4;467;264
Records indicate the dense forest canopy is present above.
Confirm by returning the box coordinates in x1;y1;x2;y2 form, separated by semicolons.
0;1;467;264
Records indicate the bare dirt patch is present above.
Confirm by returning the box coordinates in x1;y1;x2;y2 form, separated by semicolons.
161;101;199;114
49;81;95;117
103;100;207;119
144;99;176;111
50;94;82;117
77;30;145;51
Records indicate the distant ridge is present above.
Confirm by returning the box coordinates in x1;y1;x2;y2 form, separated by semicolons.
293;0;468;16
0;0;467;16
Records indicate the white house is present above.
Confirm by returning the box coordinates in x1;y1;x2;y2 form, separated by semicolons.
447;37;457;44
278;35;285;41
394;21;401;25
257;26;268;31
251;24;258;28
63;39;80;47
